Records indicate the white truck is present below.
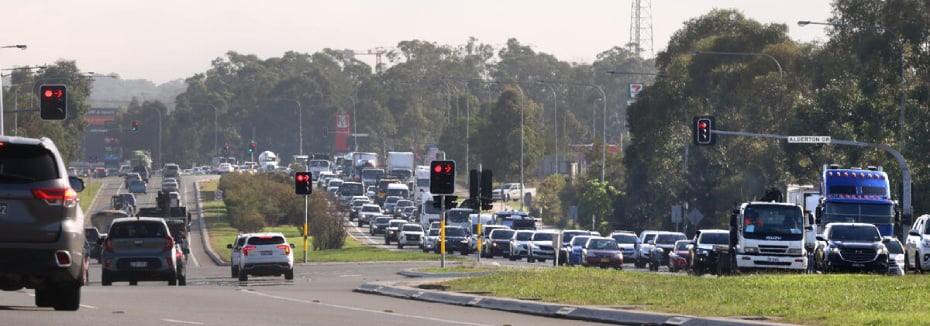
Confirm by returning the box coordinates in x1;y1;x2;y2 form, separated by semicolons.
715;201;810;274
786;184;821;254
257;151;278;171
386;152;415;181
491;183;537;207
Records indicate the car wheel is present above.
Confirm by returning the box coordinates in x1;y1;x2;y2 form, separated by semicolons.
422;248;429;253
385;238;390;245
285;269;294;280
358;220;363;227
52;284;81;311
635;259;645;268
397;243;403;249
527;256;535;263
232;265;239;278
168;273;177;286
538;259;546;263
101;270;113;286
178;273;187;286
916;252;923;274
239;273;248;282
35;287;54;307
509;253;517;261
129;280;138;286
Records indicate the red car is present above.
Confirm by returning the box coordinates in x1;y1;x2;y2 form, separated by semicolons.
668;239;692;272
581;237;623;269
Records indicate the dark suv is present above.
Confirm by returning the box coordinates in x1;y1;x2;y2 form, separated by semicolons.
648;232;687;271
816;222;889;273
0;136;87;310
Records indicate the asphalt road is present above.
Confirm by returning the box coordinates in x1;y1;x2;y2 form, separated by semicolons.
0;174;617;325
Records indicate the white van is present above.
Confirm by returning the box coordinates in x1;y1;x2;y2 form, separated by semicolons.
385;183;410;200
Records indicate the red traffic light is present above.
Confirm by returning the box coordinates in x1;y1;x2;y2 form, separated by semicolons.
698;121;707;129
296;174;310;182
433;164;442;173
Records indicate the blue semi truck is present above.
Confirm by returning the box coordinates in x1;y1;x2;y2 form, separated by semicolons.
816;164;897;237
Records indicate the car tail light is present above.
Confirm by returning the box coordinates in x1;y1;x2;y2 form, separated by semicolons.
277;244;291;255
103;238;115;253
104;259;112;268
163;236;174;252
55;251;71;267
32;188;77;206
242;245;256;256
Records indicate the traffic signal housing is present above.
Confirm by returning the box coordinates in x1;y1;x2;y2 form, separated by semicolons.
693;116;715;145
432;195;457;209
223;144;229;155
39;84;67;120
248;142;256;153
480;170;493;211
429;160;455;195
295;172;312;195
131;120;139;132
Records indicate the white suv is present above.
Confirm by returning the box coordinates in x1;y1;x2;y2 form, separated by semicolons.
237;233;295;281
906;214;930;272
226;233;251;278
635;230;659;268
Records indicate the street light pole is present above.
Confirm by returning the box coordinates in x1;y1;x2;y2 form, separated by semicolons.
0;44;28;136
512;84;526;211
592;84;607;183
797;20;906;152
537;82;559;175
690;50;783;79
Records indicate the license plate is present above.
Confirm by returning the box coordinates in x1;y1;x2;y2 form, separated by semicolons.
130;261;147;268
261;250;273;256
0;203;6;215
767;256;778;262
600;258;610;263
852;263;864;267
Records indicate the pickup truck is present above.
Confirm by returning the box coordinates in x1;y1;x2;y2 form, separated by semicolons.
491;183;536;203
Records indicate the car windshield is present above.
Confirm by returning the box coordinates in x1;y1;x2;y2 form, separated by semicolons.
571;236;591;246
699;232;729;245
247;235;285;245
674;241;690;251
447;210;473;224
515;232;533;241
374;217;390;224
885;239;903;254
532;233;554;241
829;225;882;242
362;206;380;213
491;230;514;239
428;229;440;236
655;233;685;244
643;233;656;243
109;221;167;238
402;225;422;232
340;183;364;195
612;234;638;244
0;144;58;182
445;228;465;237
588;239;619;250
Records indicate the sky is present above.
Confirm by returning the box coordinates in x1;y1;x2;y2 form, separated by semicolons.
2;1;835;85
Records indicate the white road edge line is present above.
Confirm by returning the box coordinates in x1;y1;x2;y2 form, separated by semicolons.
161;318;205;325
80;304;99;309
240;289;493;326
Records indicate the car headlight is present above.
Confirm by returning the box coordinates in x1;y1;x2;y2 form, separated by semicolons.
829;247;841;254
787;248;803;255
530;243;540;249
877;246;888;255
744;247;759;254
922;239;930;247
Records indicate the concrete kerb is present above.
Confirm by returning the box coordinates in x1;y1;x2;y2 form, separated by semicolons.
355;279;795;326
195;180;227;266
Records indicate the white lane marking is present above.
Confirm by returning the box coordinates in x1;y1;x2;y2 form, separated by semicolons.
339;274;362;277
80;304;99;309
189;249;201;268
161;319;205;325
240;289;492;326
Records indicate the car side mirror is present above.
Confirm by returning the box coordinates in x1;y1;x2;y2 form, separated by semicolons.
882;238;891;244
227;244;233;249
69;176;86;192
816;235;826;242
183;248;191;255
290;243;296;249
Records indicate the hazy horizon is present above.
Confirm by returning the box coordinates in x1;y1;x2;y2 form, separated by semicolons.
2;1;832;85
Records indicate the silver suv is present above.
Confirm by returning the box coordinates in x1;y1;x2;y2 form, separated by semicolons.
101;217;182;286
0;136;87;310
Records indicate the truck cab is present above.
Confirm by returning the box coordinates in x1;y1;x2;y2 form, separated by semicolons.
728;202;810;272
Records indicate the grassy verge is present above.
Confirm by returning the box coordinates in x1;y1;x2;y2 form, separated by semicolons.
199;179;452;263
79;180;102;216
441;268;924;325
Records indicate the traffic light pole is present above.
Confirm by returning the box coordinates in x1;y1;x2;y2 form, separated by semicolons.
440;195;446;268
303;160;309;263
711;129;912;239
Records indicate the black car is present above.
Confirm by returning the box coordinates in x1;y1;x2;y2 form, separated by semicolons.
816;222;889;273
482;229;515;258
369;216;391;236
0;136;87;310
689;229;730;276
434;226;471;255
84;226;105;262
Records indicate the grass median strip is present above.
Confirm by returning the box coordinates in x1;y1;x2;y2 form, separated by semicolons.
78;180;101;216
200;179;453;262
440;268;924;325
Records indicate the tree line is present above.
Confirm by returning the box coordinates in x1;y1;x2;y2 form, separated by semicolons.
4;1;930;233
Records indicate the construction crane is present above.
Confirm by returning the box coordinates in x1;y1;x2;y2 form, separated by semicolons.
341;47;389;74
